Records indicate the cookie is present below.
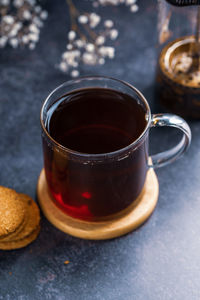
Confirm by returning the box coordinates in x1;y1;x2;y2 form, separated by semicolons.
0;226;40;250
0;194;40;242
0;213;27;242
0;186;25;237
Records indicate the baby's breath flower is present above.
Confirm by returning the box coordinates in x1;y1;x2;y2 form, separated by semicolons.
59;0;139;77
23;10;32;20
71;69;80;78
29;24;39;34
130;4;138;12
75;39;85;48
14;22;22;31
68;30;76;41
86;43;95;52
35;5;41;13
13;0;24;8
104;19;113;28
78;15;88;24
28;32;39;42
40;11;48;20
62;49;80;68
8;28;18;37
99;57;105;64
9;38;18;48
98;0;121;5
0;36;8;47
59;61;68;72
89;13;101;28
27;0;36;5
3;15;14;24
94;0;139;13
22;35;29;44
1;0;10;5
29;42;36;50
95;35;105;45
126;0;136;4
33;16;43;27
109;29;118;40
67;43;73;50
82;52;97;65
99;46;115;58
0;0;48;49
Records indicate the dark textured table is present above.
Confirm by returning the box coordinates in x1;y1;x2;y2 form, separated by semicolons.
0;1;199;299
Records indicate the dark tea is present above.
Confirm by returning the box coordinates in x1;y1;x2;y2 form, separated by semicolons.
42;88;148;220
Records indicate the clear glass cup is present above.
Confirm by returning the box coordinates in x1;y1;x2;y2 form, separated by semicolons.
41;76;191;221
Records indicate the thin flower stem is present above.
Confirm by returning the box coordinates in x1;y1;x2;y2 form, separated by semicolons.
66;0;87;41
83;13;98;40
66;0;98;42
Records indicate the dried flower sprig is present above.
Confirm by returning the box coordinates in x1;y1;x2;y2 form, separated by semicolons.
59;0;119;77
93;0;139;13
0;0;48;49
59;0;138;77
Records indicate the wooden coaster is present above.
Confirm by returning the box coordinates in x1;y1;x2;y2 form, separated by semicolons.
37;168;159;240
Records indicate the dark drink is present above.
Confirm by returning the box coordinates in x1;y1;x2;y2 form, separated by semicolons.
42;88;148;220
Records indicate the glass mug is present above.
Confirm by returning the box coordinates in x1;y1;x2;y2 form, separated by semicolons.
40;76;191;221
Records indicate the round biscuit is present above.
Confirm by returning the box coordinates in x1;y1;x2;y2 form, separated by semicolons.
0;211;28;242
0;186;25;237
0;226;40;250
2;194;40;242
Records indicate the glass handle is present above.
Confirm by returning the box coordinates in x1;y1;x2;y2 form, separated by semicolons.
149;113;191;168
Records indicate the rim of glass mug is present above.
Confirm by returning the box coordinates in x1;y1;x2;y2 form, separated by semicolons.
40;76;191;168
40;76;151;155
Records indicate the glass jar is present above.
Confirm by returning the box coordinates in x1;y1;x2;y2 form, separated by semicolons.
156;0;200;118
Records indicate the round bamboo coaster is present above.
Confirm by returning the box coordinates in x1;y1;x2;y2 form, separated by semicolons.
37;168;159;240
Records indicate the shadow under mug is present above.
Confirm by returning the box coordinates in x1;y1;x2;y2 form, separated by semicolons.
40;76;191;221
